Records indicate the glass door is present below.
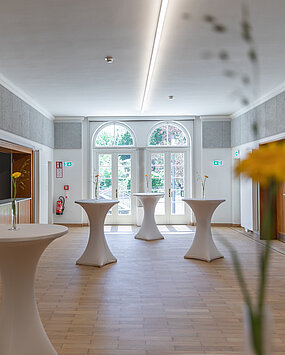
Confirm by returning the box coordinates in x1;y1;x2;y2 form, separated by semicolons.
151;152;166;218
116;153;133;222
169;152;186;223
148;149;189;224
94;150;135;224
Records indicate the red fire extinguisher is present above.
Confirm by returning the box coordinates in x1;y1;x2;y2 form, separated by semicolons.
56;196;65;215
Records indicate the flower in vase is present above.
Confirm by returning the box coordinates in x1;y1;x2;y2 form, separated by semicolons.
11;172;22;198
94;174;99;199
12;172;22;179
200;2;284;353
201;175;208;198
144;174;149;192
11;172;22;230
235;142;285;186
226;141;285;355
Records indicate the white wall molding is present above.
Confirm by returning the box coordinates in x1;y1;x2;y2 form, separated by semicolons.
54;116;84;122
0;128;45;151
0;73;54;120
87;115;195;122
232;81;285;119
200;115;231;121
233;132;285;150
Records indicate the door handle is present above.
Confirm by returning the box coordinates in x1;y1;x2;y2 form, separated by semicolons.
116;189;118;199
169;188;171;198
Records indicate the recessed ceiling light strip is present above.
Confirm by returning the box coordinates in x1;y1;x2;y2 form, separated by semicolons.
140;0;169;112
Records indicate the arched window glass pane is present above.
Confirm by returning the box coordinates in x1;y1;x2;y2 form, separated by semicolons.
96;125;115;146
115;125;134;146
149;125;167;146
149;123;187;146
95;124;134;146
168;124;187;146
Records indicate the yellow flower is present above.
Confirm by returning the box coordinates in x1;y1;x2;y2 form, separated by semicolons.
95;174;99;178
235;142;285;186
11;172;21;179
205;175;209;178
145;174;148;177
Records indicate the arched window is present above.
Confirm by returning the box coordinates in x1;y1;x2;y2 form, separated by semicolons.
148;122;187;146
94;123;135;147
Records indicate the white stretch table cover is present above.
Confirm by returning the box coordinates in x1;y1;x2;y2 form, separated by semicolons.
0;224;68;355
183;199;225;262
133;193;164;241
75;199;118;267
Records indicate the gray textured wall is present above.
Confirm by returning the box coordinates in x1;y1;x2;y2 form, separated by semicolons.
0;85;54;148
232;91;285;147
202;121;231;148
54;122;82;149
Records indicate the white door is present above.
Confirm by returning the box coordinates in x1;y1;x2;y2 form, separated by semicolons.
147;149;190;224
94;150;136;224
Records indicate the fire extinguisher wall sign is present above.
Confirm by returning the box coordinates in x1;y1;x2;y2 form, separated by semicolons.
56;161;63;178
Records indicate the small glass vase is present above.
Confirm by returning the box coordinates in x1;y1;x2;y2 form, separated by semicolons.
202;188;206;199
95;188;99;200
10;199;17;230
244;305;272;355
145;178;150;193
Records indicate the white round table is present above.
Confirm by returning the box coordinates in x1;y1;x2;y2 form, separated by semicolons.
0;224;68;355
133;193;164;241
183;199;225;262
75;199;118;267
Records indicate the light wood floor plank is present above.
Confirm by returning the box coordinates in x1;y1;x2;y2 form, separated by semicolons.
0;225;285;354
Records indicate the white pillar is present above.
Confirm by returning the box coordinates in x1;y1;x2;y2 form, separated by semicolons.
137;148;146;192
136;148;146;225
82;117;88;224
193;116;203;199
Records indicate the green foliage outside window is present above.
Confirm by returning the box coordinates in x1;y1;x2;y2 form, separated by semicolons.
95;124;134;147
149;126;167;146
117;131;133;146
149;123;187;146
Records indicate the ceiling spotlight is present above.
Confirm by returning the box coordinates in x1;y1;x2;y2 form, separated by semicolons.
104;56;114;64
168;95;174;100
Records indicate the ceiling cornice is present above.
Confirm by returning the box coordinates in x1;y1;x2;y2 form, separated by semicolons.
0;73;54;121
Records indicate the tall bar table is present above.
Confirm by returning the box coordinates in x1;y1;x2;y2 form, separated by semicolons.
183;199;225;262
75;199;118;267
133;193;164;241
0;224;68;355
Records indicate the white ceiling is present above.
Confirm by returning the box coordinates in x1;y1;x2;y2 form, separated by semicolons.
0;0;285;118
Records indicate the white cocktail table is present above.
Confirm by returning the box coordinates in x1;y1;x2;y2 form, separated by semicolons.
183;199;225;262
75;199;118;267
0;224;68;355
133;193;164;241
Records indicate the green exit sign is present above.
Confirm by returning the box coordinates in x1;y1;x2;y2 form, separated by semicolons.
64;162;72;167
213;160;223;166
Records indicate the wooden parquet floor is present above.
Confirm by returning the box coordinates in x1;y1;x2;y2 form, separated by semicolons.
2;226;285;354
